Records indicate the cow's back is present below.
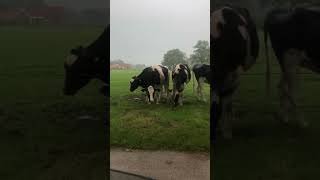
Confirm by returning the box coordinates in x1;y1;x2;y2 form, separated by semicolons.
86;27;109;59
159;65;169;84
138;66;165;89
266;7;320;61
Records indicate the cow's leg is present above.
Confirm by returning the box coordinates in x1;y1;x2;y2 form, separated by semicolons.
155;85;161;104
165;82;169;102
162;84;167;98
220;94;233;139
196;79;201;101
219;70;240;139
211;90;219;142
278;75;289;124
280;50;307;127
179;92;183;106
156;90;161;104
145;93;151;104
147;86;155;104
161;85;165;98
165;85;169;103
199;77;206;102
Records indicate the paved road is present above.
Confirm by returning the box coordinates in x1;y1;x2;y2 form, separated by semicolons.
110;148;210;180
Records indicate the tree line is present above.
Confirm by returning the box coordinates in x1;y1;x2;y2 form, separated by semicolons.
161;40;210;70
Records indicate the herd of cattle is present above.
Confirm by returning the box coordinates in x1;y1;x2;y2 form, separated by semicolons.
212;5;320;139
62;25;211;107
129;63;210;107
61;4;320;140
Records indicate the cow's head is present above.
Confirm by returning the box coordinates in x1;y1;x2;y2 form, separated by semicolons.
171;71;187;106
171;85;185;107
172;67;188;93
64;46;95;95
129;76;141;92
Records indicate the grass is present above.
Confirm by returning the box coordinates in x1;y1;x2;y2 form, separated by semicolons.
110;69;210;151
0;26;107;180
213;32;320;180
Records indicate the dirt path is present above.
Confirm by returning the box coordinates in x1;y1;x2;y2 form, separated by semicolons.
110;148;210;180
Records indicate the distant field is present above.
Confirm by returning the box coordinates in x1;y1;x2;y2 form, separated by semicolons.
110;69;210;151
0;26;106;180
214;32;320;180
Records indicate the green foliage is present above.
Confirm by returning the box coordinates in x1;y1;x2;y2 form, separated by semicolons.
162;49;188;70
189;40;210;65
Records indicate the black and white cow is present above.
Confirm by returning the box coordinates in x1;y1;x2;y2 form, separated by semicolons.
264;7;320;128
64;26;109;96
192;64;211;102
171;64;191;107
211;6;259;139
130;64;169;104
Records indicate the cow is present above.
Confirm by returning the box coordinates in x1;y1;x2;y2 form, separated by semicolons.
130;64;169;104
264;7;320;128
171;63;191;107
64;26;109;96
192;64;211;102
211;6;259;139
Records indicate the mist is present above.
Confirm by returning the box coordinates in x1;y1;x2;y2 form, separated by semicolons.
110;0;209;66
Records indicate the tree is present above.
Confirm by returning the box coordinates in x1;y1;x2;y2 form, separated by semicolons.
162;49;187;70
189;40;210;65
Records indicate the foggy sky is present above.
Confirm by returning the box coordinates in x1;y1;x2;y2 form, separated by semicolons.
110;0;209;66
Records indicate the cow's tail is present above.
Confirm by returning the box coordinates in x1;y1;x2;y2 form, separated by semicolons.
264;23;271;96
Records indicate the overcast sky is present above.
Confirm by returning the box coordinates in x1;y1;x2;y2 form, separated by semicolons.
110;0;209;66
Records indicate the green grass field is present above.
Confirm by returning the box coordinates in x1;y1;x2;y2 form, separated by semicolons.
110;69;210;151
214;32;320;180
0;26;107;180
